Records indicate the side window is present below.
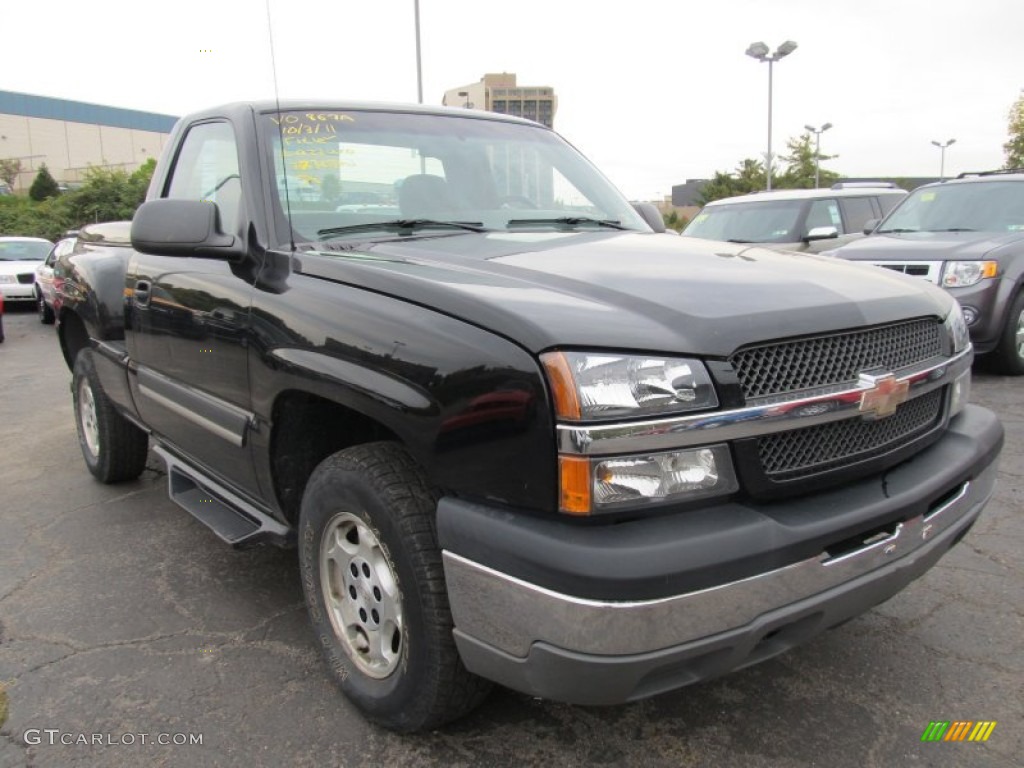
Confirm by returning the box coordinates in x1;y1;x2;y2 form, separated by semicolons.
806;199;843;234
840;197;876;233
166;122;241;234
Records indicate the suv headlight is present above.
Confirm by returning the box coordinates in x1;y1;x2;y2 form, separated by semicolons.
541;351;718;421
942;260;998;288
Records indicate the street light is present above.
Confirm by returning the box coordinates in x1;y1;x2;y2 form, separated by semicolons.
804;122;833;188
746;40;798;191
931;138;956;180
413;0;423;103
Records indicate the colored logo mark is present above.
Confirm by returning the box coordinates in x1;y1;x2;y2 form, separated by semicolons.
921;720;996;742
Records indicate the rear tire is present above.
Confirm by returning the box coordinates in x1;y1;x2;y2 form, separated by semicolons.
38;291;55;324
73;349;149;482
298;442;491;732
990;290;1024;375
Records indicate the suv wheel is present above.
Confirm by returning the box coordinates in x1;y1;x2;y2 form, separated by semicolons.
991;291;1024;375
298;442;491;731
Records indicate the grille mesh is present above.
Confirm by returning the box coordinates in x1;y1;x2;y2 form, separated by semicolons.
757;388;944;479
730;319;943;400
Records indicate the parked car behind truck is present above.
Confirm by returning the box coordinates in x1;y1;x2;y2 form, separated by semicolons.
54;101;1003;731
682;184;906;253
827;169;1024;374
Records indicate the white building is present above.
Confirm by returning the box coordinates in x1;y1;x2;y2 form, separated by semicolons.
0;90;177;190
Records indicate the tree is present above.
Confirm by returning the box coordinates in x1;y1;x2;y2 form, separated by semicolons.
0;158;21;189
29;164;60;201
1004;90;1024;170
695;159;766;205
662;210;690;232
776;134;839;189
61;160;156;224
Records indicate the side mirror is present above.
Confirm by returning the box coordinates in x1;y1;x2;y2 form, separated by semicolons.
631;202;667;233
862;218;880;235
131;199;244;259
805;225;839;242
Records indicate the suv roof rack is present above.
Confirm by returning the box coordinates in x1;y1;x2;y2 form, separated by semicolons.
956;168;1024;179
830;182;900;189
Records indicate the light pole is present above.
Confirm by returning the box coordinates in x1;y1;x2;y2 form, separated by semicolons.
413;0;423;103
931;138;956;180
746;40;798;191
804;122;833;188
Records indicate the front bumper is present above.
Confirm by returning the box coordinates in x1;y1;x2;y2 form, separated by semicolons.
0;282;36;301
439;404;1002;705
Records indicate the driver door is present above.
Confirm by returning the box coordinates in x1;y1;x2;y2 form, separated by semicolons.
126;119;260;495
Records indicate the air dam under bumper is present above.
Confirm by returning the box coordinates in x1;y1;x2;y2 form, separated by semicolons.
439;405;1002;705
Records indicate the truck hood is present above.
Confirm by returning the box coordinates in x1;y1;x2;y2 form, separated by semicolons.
293;231;952;357
830;230;1024;262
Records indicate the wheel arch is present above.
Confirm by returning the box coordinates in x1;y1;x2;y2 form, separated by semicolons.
58;309;91;371
268;389;404;525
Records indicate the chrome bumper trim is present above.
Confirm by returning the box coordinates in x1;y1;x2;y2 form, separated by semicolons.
557;347;971;456
443;461;993;658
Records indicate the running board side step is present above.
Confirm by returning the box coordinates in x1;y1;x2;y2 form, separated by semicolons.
154;445;293;548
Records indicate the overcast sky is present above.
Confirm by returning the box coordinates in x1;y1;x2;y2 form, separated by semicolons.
6;0;1021;200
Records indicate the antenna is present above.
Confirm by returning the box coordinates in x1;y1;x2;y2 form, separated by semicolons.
265;0;295;252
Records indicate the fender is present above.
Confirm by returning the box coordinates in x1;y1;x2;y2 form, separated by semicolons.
246;275;557;515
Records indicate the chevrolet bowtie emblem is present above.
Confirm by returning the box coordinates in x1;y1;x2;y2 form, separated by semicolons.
858;373;910;419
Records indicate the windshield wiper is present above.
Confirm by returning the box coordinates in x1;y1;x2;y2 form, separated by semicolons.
928;227;977;232
876;227;920;234
725;238;754;243
506;216;628;230
317;219;488;238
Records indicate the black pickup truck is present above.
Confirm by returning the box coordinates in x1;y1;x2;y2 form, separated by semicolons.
54;101;1003;732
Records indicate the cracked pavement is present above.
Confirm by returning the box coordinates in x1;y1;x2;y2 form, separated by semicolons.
0;307;1020;767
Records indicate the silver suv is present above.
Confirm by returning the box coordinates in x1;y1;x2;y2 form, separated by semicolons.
682;183;907;253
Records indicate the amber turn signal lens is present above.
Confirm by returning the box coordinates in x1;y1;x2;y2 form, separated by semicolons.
559;456;591;515
541;352;582;420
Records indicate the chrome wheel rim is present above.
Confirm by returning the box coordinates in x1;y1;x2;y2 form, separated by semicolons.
320;512;403;678
1016;307;1024;359
78;378;100;458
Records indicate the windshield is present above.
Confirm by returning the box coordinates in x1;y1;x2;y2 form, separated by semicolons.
879;181;1024;233
682;200;804;243
260;110;647;244
0;240;51;261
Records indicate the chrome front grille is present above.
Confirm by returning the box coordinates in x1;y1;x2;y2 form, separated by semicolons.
872;261;942;284
729;318;944;401
757;388;944;480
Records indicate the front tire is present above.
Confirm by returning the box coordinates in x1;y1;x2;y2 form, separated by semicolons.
298;442;490;732
38;290;55;324
72;350;149;482
990;290;1024;375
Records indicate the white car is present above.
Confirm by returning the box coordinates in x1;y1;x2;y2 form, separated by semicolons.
0;237;53;303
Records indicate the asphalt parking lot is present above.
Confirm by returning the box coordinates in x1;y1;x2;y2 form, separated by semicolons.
0;305;1020;768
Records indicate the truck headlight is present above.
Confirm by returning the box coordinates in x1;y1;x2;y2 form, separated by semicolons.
541;351;718;421
944;303;971;417
942;261;997;288
559;445;738;515
944;302;970;354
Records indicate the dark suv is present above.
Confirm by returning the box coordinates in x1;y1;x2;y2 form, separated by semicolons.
828;170;1024;374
